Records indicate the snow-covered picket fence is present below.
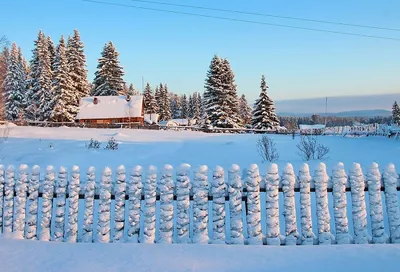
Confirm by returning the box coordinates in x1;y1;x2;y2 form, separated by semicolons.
0;162;399;246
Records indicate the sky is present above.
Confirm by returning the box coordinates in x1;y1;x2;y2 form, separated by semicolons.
2;0;400;106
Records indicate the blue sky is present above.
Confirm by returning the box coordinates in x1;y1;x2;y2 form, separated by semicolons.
2;0;400;104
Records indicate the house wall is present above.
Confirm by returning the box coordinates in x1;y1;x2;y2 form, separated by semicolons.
79;117;144;125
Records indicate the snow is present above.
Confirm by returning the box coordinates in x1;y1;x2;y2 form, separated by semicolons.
158;165;174;244
96;167;112;243
228;164;244;244
113;165;126;242
192;165;210;244
53;166;67;242
25;166;40;240
13;165;28;239
127;166;143;243
175;164;191;243
299;124;326;130
142;166;157;244
65;166;80;243
211;166;226;244
265;163;282;245
39;166;55;241
76;95;143;120
82;167;96;243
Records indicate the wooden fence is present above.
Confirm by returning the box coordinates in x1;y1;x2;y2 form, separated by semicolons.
0;162;399;245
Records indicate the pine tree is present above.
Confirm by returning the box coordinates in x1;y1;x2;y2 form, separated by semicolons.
67;30;89;103
192;92;201;121
252;75;279;130
180;94;188;119
121;83;129;96
170;93;181;119
155;85;161;113
47;36;56;74
188;95;193;118
128;83;138;95
160;84;171;121
239;94;252;126
49;36;76;122
0;48;9;120
92;41;125;96
4;43;26;121
392;101;400;125
143;83;158;114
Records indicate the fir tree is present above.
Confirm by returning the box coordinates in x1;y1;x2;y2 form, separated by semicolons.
239;94;252;126
155;85;161;113
188;95;193;118
192;92;201;121
252;75;279;130
160;84;171;120
392;101;400;125
143;83;158;114
180;94;188;119
128;83;138;95
47;36;56;74
170;93;181;119
92;41;125;96
4;43;26;121
0;47;10;119
121;83;129;96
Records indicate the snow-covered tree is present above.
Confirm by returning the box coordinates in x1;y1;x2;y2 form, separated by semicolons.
298;163;316;245
0;166;4;234
265;163;282;245
244;164;263;245
67;30;89;102
25;165;40;240
228;164;244;244
53;166;68;242
47;36;56;74
127;166;143;243
142;166;157;243
192;92;201;121
176;163;191;243
14;165;28;239
192;165;209;244
40;166;55;241
82;167;96;243
4;43;25;121
3;166;15;236
252;75;279;130
188;94;194;118
92;41;125;96
239;94;252;126
392;101;400;125
180;94;188;119
367;163;388;243
128;83;138;95
0;48;9;120
158;165;174;244
155;85;161;111
161;84;171;120
113;165;126;242
314;163;333;245
143;83;158;114
170;93;181;119
49;36;76;122
383;164;400;243
349;163;370;244
97;167;112;243
281;163;298;245
332;162;351;244
212;166;226;244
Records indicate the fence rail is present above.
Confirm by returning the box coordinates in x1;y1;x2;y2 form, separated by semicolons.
0;162;400;245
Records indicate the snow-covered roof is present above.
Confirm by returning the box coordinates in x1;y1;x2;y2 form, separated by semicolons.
299;124;326;130
144;114;159;123
76;95;143;120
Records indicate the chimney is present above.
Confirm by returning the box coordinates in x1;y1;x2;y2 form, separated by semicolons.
126;94;131;102
93;97;98;105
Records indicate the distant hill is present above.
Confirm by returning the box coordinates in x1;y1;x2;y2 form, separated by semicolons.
278;109;392;117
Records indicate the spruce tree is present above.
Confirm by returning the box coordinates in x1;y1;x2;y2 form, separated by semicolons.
239;94;252;126
252;75;279;130
161;84;171;120
180;94;188;119
49;36;76;122
129;83;138;95
192;92;201;121
143;83;158;114
4;43;25;121
392;101;400;125
188;95;193;118
170;93;181;119
155;85;161;113
0;47;10;119
47;36;56;74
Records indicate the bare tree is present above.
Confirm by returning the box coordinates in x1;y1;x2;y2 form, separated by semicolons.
257;135;279;162
316;144;330;160
297;135;329;161
0;36;8;49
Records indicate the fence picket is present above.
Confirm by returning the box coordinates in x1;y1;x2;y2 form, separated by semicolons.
228;164;244;245
82;167;95;243
113;165;126;243
192;165;209;244
54;166;67;242
383;164;400;244
245;164;262;245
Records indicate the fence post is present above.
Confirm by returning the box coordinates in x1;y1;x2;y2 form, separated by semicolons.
192;165;209;244
265;163;281;245
82;167;96;243
228;164;244;245
298;163;316;245
13;164;28;239
176;163;191;244
25;165;40;240
383;164;400;243
349;163;370;244
282;163;298;245
127;166;143;243
40;166;55;241
97;167;112;243
245;164;263;245
158;165;175;244
142;166;157;244
66;166;80;243
3;165;15;237
314;162;333;245
53;166;68;242
113;165;126;243
332;162;351;244
367;163;388;243
0;165;4;234
212;166;226;244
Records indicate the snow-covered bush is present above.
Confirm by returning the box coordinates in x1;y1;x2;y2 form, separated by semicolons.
66;166;80;243
142;166;157;244
297;135;330;161
82;167;96;243
265;163;282;245
314;162;333;245
86;138;101;149
192;165;209;244
212;166;226;244
158;165;175;244
383;164;400;243
105;137;118;150
281;163;298;245
176;163;191;243
53;166;68;242
349;163;370;244
257;135;279;162
332;162;351;244
26;165;40;240
113;165;126;242
0;165;4;234
244;164;263;245
367;163;388;243
298;163;316;245
97;167;112;243
127;166;143;243
228;164;244;244
40;166;55;241
13;165;28;239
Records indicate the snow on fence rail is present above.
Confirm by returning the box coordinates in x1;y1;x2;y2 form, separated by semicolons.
0;163;399;245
